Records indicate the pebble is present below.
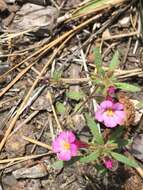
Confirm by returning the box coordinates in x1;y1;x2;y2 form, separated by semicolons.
13;163;48;179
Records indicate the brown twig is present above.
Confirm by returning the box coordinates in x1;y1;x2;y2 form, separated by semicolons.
0;34;74;152
22;136;52;150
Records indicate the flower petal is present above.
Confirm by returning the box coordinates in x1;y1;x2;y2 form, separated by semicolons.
100;100;113;109
113;102;124;110
67;131;76;143
70;144;78;156
107;86;116;95
58;131;68;140
114;110;125;124
103;114;117;128
104;159;113;169
95;109;104;122
58;131;75;143
52;138;61;153
57;151;71;161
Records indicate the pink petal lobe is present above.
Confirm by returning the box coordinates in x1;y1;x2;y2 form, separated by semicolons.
114;110;125;124
103;114;117;128
57;151;71;161
67;131;76;143
100;100;113;109
107;86;116;95
113;103;124;110
95;110;104;122
52;139;61;153
58;131;68;140
104;159;113;169
70;144;78;156
58;131;75;143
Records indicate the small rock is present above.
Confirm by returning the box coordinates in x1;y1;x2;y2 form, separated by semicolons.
131;133;143;162
4;159;35;174
119;17;130;27
6;180;27;190
5;0;15;3
0;0;8;12
10;3;59;36
130;99;143;125
13;163;48;179
0;129;4;142
25;179;41;190
2;174;17;189
72;114;86;131
5;124;34;158
0;62;10;84
102;28;111;39
32;93;52;111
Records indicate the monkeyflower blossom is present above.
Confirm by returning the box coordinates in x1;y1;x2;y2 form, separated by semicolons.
106;86;116;101
107;86;116;95
95;100;125;128
52;131;88;161
103;159;113;169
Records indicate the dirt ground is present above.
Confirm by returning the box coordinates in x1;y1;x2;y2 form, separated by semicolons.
0;0;143;189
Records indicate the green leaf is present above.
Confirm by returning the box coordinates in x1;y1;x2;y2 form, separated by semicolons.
74;0;109;16
51;160;64;169
109;51;119;70
110;152;138;168
116;139;132;148
85;113;104;144
56;102;66;114
74;102;83;113
95;163;107;175
80;151;100;163
66;91;85;101
108;127;124;144
53;70;62;81
92;78;103;85
107;127;131;148
115;82;141;92
93;48;105;76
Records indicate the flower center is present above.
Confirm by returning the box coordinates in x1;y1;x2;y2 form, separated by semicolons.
105;109;114;117
62;141;70;150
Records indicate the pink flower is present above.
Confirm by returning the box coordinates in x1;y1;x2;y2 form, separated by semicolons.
95;100;125;128
107;86;116;95
106;95;113;101
103;159;113;169
52;131;78;161
106;86;116;101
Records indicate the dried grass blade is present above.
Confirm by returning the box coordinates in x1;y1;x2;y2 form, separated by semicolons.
0;34;74;152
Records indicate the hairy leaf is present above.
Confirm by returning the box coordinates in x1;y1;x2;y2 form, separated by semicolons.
85;113;104;144
111;152;138;168
107;127;124;143
115;82;140;92
56;102;66;114
80;151;100;163
74;0;114;16
66;91;85;101
53;70;62;81
109;51;119;70
94;48;105;76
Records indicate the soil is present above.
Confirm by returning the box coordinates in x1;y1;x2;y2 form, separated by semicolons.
0;0;143;190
